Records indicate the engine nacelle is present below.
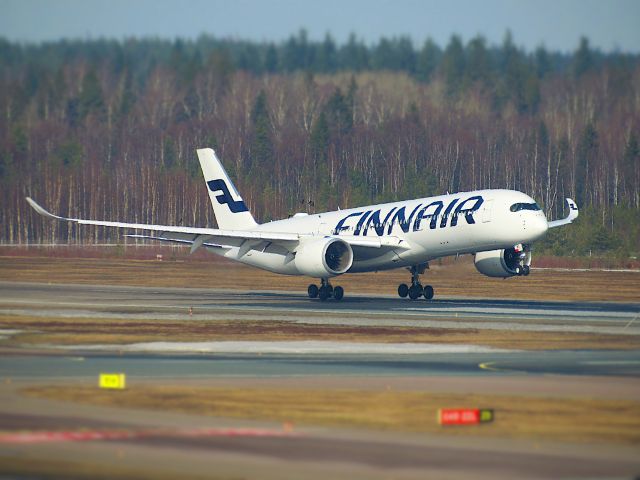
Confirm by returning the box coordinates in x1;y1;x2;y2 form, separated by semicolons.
474;247;532;278
295;238;353;278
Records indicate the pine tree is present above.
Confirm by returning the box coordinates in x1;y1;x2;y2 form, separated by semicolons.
249;90;274;181
416;38;441;82
441;35;465;95
572;37;594;78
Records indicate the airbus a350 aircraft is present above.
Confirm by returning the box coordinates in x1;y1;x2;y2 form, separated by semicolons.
27;148;578;301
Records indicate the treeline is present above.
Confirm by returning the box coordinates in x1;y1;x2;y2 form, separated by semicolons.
2;31;637;113
0;33;639;257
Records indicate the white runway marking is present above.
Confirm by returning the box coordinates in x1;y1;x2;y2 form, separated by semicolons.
60;341;515;355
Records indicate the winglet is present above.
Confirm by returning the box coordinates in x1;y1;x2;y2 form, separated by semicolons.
26;197;67;221
548;198;579;229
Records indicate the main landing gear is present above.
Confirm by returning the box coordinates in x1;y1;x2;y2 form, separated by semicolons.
398;264;434;301
308;278;344;301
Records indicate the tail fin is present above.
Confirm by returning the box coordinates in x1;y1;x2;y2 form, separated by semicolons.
197;148;258;230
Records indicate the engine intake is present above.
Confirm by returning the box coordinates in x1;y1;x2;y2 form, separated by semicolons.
474;247;532;278
295;238;353;278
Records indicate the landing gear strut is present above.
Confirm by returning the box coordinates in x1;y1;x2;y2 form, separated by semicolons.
398;264;434;301
512;244;531;276
308;279;344;301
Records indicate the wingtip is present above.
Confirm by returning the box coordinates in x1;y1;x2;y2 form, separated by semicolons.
25;197;59;220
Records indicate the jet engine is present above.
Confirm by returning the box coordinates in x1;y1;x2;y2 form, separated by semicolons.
474;246;532;278
294;238;353;278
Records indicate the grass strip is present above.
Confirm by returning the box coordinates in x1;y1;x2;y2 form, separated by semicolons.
2;314;638;350
22;386;640;445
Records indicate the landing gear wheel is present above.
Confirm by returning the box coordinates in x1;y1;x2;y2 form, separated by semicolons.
423;285;434;300
308;284;319;298
408;285;422;300
318;287;330;301
515;265;523;276
522;265;530;276
401;264;432;301
333;286;344;301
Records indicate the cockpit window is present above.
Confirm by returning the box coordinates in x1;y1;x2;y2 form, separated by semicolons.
510;202;541;212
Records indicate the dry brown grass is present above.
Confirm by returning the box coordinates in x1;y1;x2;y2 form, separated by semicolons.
1;256;639;302
3;314;638;350
23;385;640;445
0;456;217;480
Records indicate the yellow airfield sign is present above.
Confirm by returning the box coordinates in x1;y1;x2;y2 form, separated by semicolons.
99;373;126;390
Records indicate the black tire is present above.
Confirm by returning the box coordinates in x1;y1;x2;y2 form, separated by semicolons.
398;284;409;298
408;285;421;300
307;284;319;298
523;265;530;276
318;287;330;301
423;285;434;300
333;286;344;301
515;266;523;276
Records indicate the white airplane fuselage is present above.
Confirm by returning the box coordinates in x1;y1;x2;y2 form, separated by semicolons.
211;189;548;276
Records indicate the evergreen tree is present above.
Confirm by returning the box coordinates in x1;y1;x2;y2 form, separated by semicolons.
416;38;441;82
78;69;105;120
282;29;312;72
576;122;598;207
339;33;369;70
441;35;465;95
325;88;352;135
310;110;329;164
534;45;551;78
315;33;337;72
264;43;278;73
249;90;274;180
465;35;491;85
54;140;83;170
623;132;639;205
572;36;594;78
162;137;177;170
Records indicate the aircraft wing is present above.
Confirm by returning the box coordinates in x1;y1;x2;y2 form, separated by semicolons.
26;197;406;254
26;197;299;249
547;198;579;229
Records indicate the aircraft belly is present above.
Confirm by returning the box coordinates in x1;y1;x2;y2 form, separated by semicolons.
230;249;300;275
349;251;407;273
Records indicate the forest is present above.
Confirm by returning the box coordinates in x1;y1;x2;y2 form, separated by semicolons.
0;31;639;258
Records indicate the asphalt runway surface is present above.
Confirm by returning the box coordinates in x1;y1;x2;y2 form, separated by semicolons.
2;281;639;336
2;350;640;378
1;281;640;479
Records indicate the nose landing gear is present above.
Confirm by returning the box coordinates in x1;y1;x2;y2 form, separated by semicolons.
308;279;344;301
398;264;434;301
512;244;531;276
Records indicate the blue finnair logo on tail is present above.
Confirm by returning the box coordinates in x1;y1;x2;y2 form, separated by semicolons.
207;179;249;213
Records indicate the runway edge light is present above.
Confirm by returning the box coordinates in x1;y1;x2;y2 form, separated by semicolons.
99;373;126;390
438;408;494;425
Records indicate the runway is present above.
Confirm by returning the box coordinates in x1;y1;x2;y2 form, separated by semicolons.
1;280;640;479
2;281;639;336
3;350;640;378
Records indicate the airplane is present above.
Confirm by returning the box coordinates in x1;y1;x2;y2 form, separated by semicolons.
26;147;579;301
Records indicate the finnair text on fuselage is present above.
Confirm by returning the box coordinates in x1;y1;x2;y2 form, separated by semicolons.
332;195;484;236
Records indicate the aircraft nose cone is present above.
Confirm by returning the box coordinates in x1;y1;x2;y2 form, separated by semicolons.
532;215;549;240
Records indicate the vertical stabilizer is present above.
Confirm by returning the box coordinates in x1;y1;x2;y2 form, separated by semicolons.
197;148;258;230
